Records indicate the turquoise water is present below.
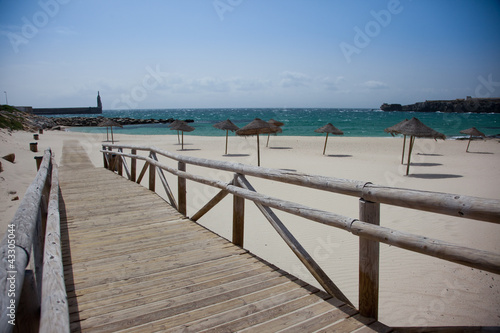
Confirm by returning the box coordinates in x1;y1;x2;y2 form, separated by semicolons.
63;108;500;138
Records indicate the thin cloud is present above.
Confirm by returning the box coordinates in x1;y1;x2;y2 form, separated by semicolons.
280;71;311;88
362;80;388;89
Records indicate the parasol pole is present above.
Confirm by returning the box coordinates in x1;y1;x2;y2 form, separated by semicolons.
106;126;109;142
225;130;229;155
266;133;270;147
257;134;260;166
322;133;329;155
177;130;180;144
181;131;184;150
406;136;415;175
401;135;406;164
111;126;114;144
466;135;472;152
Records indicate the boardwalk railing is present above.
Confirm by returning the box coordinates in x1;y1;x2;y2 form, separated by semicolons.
102;143;500;322
0;149;69;333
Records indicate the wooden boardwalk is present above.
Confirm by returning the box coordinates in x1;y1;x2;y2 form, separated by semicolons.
59;140;391;332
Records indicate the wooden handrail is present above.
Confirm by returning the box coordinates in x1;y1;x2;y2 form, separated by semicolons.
101;144;500;321
0;149;69;332
103;143;500;224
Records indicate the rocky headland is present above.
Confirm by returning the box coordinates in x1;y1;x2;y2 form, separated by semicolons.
381;97;500;113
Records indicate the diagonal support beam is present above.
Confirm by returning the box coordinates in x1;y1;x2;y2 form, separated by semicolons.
191;180;234;222
235;174;353;307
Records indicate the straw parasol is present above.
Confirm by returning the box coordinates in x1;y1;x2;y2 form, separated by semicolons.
314;123;344;155
266;119;284;147
397;117;446;175
213;119;239;155
384;119;409;164
169;120;194;150
98;118;123;144
236;118;280;166
168;120;183;144
460;127;486;152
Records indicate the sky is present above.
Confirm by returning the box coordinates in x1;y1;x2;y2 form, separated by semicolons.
1;0;499;109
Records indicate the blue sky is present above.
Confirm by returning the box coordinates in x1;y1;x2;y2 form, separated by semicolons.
1;0;499;109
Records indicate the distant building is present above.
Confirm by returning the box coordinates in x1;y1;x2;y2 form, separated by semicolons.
30;92;103;115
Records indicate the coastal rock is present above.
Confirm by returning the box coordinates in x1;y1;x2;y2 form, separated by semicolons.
381;97;500;113
50;116;194;127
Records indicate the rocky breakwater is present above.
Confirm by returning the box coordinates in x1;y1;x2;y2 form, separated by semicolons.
381;97;500;113
51;116;194;127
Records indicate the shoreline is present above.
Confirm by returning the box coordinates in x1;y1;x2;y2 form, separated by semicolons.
0;129;499;327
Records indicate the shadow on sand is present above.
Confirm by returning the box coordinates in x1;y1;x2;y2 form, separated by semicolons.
416;153;443;157
223;154;250;157
268;147;293;150
466;151;494;155
409;162;442;167
177;148;201;152
326;154;352;158
408;173;463;179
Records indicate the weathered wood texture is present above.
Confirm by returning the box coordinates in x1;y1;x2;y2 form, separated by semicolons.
0;148;52;332
61;141;390;332
40;158;70;333
102;143;500;224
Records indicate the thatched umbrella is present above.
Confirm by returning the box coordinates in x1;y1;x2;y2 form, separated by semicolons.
170;120;194;150
459;127;486;152
98;119;123;144
384;119;409;164
168;120;183;144
213;119;239;155
266;119;284;147
236;118;280;166
314;123;344;155
397;117;446;175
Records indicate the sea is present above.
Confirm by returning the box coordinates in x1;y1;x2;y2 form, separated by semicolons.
64;108;500;138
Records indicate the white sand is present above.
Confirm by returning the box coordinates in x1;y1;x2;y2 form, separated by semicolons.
1;128;499;327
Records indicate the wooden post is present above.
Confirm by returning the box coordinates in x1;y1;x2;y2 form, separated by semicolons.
256;135;260;167
38;129;43;134
359;199;380;320
232;174;245;247
131;149;137;182
102;146;108;169
149;154;155;192
323;133;329;155
178;162;186;216
30;142;38;152
33;134;39;140
117;157;123;176
225;130;229;154
401;135;406;164
34;156;43;170
406;136;415;175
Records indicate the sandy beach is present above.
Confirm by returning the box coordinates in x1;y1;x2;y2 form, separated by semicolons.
1;128;499;327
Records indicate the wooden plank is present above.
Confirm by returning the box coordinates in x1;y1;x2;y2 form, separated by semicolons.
60;142;393;332
277;304;358;333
